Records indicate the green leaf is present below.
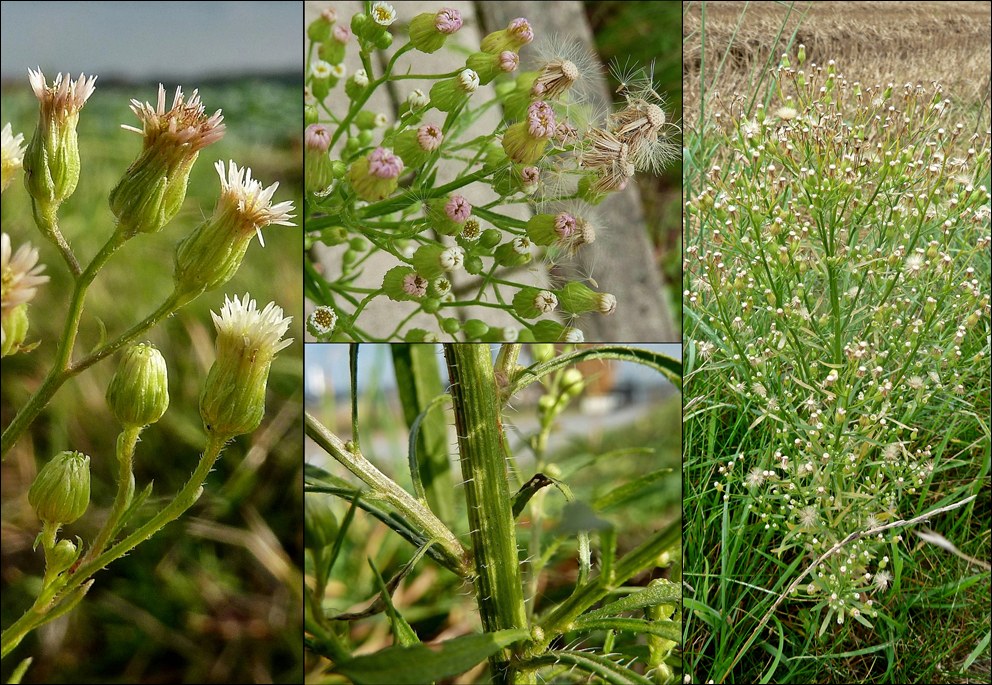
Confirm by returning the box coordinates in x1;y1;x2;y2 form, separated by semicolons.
393;344;455;521
6;657;32;684
571;616;680;641
333;629;529;685
581;581;681;621
113;480;154;539
511;473;554;518
523;650;653;685
593;468;672;511
368;557;420;646
507;346;682;398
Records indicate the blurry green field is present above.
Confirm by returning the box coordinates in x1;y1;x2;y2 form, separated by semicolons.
1;76;304;684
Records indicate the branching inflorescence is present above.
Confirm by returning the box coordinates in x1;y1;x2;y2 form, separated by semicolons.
303;3;678;342
685;50;991;632
1;69;295;659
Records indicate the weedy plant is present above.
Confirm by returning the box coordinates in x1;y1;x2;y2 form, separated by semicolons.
683;45;991;682
0;70;295;661
305;343;682;684
303;2;678;342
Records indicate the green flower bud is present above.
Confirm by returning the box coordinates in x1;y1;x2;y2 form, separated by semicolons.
354;110;388;131
556;281;617;316
441;317;461;335
466;50;519;85
512;286;558;319
28;451;91;526
200;294;292;439
304;103;319;126
48;538;80;575
319;40;346;65
480;18;534;54
429;69;479;112
421;297;441;314
345;71;369;101
106;343;170;428
304;493;337;550
462;319;489;340
412;244;464;280
372;30;393;50
482;325;519;343
307;8;336;42
463;254;484;275
494;237;533;267
110;85;225;237
561;368;584;396
532;344;555;363
22;71;96;228
174;161;295;299
1;303;30;357
532;319;584;342
409;8;462;53
350;12;370;39
479;228;503;249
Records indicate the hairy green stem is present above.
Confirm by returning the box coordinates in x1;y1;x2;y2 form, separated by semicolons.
304;411;470;577
1;433;228;658
86;425;140;561
444;344;529;685
1;292;182;459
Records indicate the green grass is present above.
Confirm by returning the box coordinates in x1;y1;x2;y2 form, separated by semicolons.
681;3;992;683
1;76;304;684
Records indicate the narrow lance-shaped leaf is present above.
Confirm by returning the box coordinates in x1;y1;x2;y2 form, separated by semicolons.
393;344;455;521
333;629;530;685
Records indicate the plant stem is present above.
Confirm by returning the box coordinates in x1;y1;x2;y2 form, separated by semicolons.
86;425;140;561
530;519;681;653
304;411;470;577
0;433;229;658
444;344;529;685
1;292;182;459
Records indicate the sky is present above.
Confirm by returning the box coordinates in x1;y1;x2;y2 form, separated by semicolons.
0;1;302;82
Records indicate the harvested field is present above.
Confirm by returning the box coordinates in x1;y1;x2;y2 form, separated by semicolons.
683;1;991;125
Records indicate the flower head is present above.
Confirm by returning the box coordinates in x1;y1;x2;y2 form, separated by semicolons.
445;195;472;222
306;306;338;341
503;101;556;164
368;146;404;179
305;124;334;192
1;123;26;192
110;85;225;235
311;60;333;80
23;70;97;216
27;69;97;124
370;2;397;26
332;23;351;43
1;233;48;317
347;147;403;201
435;7;462;33
305;123;332;153
201;293;293;438
481;17;534;53
173;162;294;297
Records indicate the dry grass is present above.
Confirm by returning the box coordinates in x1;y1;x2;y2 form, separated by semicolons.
683;1;992;125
